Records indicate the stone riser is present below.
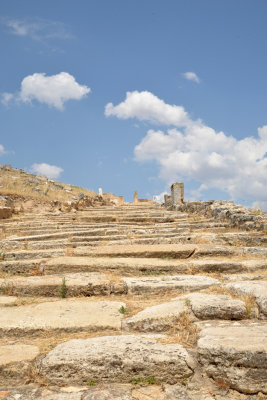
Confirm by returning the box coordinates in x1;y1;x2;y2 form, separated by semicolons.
1;257;267;276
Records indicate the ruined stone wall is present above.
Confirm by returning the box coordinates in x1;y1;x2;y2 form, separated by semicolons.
175;200;267;231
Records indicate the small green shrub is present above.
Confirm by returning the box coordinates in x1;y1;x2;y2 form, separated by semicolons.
60;277;67;298
118;305;129;314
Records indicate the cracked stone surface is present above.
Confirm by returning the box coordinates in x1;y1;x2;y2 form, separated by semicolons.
122;300;187;332
175;292;247;320
124;275;219;294
37;335;194;385
197;323;267;394
0;299;125;335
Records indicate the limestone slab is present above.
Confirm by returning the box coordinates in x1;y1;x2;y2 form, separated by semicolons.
0;299;125;335
197;323;267;394
38;335;194;385
122;300;187;332
226;281;267;316
0;273;124;297
175;293;247;320
76;244;197;259
124;275;219;294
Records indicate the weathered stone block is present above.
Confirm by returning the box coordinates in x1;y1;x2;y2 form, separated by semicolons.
171;182;184;205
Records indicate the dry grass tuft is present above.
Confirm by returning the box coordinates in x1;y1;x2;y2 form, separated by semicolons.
25;361;47;386
0;282;15;295
158;311;200;348
4;297;40;307
30;263;44;276
65;247;75;257
204;286;236;297
240;294;257;318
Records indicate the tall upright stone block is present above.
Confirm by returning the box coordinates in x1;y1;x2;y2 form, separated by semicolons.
98;188;103;197
134;191;138;204
171;182;184;205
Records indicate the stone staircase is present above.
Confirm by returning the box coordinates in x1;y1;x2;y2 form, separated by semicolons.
0;204;266;399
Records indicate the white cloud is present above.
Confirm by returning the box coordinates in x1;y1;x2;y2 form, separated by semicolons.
105;91;189;127
3;18;72;41
153;191;168;203
1;92;14;106
0;144;6;155
30;163;63;179
106;90;267;206
183;72;200;83
2;72;91;110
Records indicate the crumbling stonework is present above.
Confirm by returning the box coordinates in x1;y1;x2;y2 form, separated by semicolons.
176;200;267;231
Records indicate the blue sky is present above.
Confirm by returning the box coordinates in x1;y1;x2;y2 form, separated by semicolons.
0;0;267;208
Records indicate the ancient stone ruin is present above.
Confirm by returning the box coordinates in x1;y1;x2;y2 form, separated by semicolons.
0;180;266;399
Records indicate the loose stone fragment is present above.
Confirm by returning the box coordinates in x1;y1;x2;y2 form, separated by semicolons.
38;335;194;385
197;324;267;394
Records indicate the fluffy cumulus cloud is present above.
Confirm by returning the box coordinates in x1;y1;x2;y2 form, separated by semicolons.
105;91;189;127
1;72;91;110
183;72;200;83
30;163;63;179
106;91;267;207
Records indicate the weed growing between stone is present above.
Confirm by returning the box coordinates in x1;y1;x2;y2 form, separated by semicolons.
119;305;130;314
131;376;157;385
60;277;67;298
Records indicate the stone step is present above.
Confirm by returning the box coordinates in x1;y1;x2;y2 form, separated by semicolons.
0;272;223;298
123;275;219;294
77;216;178;223
122;293;247;332
0;234;199;251
0;272;125;297
2;249;65;261
74;244;236;259
2;257;266;276
197;322;267;394
0;299;125;336
37;334;194;385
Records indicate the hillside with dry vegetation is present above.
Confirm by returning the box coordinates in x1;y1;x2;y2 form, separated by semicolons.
0;164;107;217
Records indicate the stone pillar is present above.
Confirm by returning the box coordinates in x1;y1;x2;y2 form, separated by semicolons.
171;182;184;205
164;194;172;206
134;191;138;204
98;188;103;197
